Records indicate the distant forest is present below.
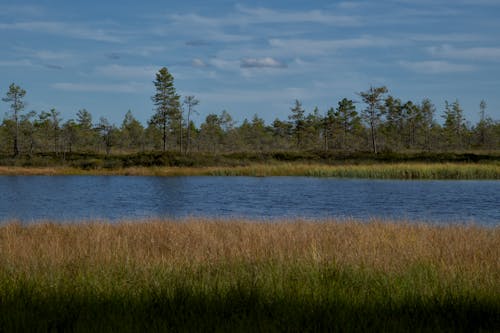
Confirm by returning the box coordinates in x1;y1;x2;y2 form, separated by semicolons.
1;67;499;157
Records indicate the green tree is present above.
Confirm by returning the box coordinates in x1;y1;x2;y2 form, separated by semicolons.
61;119;78;153
383;96;404;149
199;113;222;153
36;108;61;153
359;86;388;154
77;109;93;129
336;98;360;150
402;101;421;148
219;110;238;151
247;114;271;151
20;111;36;155
272;118;293;150
288;99;305;149
303;106;322;149
121;110;144;151
97;117;117;155
419;98;436;150
150;67;181;152
477;100;487;147
323;107;336;151
76;109;96;151
183;95;199;154
442;100;464;149
2;83;26;156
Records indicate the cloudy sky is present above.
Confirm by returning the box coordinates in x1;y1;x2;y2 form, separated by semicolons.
1;0;499;126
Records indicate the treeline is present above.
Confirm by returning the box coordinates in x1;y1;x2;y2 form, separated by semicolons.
1;68;499;157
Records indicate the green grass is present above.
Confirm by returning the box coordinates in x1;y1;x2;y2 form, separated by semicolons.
207;162;500;179
1;263;497;332
0;219;498;331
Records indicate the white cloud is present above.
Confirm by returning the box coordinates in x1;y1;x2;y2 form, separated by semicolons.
428;44;500;61
161;6;359;44
399;60;476;74
455;0;500;5
336;2;366;10
0;21;123;43
240;57;287;68
234;5;360;26
407;33;483;43
0;5;44;17
268;37;396;56
194;87;313;105
0;59;33;67
120;46;167;57
44;64;63;70
192;58;207;67
32;50;75;61
94;65;158;79
209;58;240;71
168;6;359;28
161;14;252;43
51;82;148;93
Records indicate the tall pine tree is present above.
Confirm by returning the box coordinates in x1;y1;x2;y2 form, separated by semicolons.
2;83;26;156
150;67;180;152
359;86;388;154
289;99;305;149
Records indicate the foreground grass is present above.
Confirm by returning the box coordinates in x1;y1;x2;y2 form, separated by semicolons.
0;219;498;332
0;161;499;179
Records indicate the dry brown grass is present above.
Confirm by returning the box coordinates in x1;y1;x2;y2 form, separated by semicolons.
0;219;498;331
0;166;63;175
1;219;498;280
0;162;499;178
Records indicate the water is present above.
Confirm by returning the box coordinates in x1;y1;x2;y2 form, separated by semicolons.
0;176;498;225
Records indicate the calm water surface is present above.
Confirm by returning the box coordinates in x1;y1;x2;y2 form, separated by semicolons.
0;176;498;225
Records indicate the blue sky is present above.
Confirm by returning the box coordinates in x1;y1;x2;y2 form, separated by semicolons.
1;0;499;126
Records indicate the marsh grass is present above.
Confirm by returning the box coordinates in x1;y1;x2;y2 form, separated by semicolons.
207;162;500;179
0;162;499;179
0;219;498;331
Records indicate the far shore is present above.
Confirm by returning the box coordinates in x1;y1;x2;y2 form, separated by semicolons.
0;162;499;179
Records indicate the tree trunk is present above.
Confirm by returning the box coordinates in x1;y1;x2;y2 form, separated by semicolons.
186;109;191;155
14;118;19;157
179;118;183;153
370;119;377;154
162;122;167;152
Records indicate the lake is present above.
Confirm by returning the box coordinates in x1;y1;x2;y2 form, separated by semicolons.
0;176;498;225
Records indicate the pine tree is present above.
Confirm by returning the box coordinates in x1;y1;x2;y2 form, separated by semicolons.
288;99;305;149
359;86;388;154
150;67;180;152
2;83;26;156
183;96;199;154
336;98;359;150
442;99;463;148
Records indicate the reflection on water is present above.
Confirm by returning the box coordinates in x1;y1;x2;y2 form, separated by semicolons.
0;176;498;225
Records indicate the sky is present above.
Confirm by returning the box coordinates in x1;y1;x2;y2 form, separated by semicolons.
1;0;499;126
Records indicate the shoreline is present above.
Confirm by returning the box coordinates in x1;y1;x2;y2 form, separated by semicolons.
0;162;499;179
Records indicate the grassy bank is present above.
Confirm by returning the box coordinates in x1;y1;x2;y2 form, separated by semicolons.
2;151;499;179
0;162;499;179
0;219;498;331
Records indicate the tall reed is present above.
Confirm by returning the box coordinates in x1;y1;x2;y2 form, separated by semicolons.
1;162;499;179
0;219;498;331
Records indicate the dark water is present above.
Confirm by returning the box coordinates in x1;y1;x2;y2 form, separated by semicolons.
0;176;498;225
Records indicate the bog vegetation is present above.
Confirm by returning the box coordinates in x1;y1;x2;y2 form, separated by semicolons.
0;219;498;331
1;68;499;161
1;161;499;179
